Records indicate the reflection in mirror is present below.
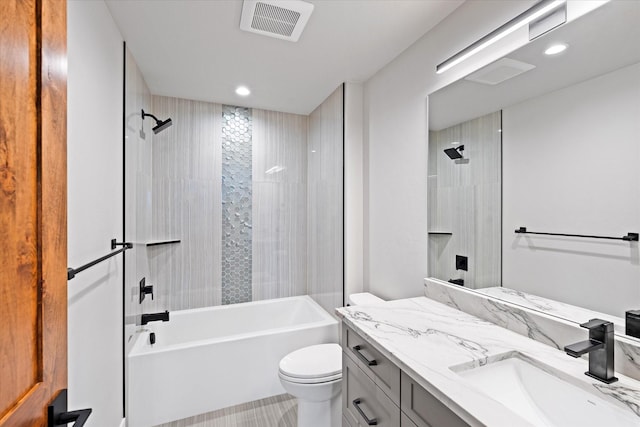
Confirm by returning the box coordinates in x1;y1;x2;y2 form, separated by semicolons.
428;1;640;340
427;111;502;289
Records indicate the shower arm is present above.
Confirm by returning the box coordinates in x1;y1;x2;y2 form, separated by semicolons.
141;109;160;123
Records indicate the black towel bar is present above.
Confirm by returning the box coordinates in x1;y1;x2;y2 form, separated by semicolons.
67;238;132;280
515;227;638;242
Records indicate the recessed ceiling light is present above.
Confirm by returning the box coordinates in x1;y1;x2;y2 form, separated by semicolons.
235;86;251;96
544;43;568;55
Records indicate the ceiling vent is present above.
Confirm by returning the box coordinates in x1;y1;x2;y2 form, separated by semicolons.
464;58;536;85
240;0;314;42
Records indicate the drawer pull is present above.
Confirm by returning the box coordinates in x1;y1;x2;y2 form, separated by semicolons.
353;398;378;425
353;345;378;366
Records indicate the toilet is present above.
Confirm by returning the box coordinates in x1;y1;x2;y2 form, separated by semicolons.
278;293;385;427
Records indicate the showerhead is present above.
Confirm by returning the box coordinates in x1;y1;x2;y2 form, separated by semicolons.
444;145;464;160
152;118;173;134
141;109;173;134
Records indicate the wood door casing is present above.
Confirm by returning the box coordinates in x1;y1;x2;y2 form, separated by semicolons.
0;0;67;426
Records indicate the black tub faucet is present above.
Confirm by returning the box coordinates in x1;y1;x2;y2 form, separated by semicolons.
141;310;169;326
564;318;617;384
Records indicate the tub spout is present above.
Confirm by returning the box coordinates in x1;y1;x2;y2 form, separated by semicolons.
141;310;169;325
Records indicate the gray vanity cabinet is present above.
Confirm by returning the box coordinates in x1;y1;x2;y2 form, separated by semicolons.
342;323;401;401
401;412;419;427
400;372;468;427
342;354;400;426
342;323;470;427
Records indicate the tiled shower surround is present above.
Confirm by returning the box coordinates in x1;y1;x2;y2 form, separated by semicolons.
125;80;344;318
221;106;253;305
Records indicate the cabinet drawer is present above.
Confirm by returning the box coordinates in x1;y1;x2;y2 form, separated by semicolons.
343;353;400;427
401;412;419;427
342;324;400;403
400;372;469;427
343;415;353;427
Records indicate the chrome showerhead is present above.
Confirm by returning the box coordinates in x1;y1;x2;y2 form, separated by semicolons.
142;109;173;134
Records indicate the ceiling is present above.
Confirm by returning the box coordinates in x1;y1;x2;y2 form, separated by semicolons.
105;0;462;115
429;1;640;130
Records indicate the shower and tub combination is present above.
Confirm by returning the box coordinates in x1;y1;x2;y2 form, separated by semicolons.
124;46;345;427
127;296;338;427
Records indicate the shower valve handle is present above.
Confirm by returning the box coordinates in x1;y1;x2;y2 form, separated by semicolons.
139;278;154;303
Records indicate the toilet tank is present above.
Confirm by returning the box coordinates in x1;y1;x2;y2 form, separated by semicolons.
348;292;385;306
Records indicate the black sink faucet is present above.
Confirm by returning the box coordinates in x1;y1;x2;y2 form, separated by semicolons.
564;318;617;384
141;310;170;326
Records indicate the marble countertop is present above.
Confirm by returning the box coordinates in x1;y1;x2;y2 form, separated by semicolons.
476;287;628;336
336;297;640;427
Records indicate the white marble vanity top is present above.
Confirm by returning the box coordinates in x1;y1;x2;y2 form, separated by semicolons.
336;297;640;427
476;287;627;336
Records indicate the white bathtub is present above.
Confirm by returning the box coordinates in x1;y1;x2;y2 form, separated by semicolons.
127;295;339;427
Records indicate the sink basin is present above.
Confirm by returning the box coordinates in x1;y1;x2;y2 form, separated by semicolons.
451;353;638;426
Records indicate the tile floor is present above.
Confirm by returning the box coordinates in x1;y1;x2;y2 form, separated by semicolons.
156;394;297;427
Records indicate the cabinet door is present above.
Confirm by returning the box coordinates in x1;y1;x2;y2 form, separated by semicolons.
400;372;469;427
342;353;400;427
401;412;419;427
343;323;400;403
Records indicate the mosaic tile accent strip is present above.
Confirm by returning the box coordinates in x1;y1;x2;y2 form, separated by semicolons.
222;106;253;304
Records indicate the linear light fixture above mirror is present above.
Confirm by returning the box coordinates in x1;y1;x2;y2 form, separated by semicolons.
436;0;566;75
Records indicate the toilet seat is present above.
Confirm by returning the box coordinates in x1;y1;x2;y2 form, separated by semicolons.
279;343;342;384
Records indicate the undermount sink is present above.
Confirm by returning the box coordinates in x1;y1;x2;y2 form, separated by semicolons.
450;353;638;427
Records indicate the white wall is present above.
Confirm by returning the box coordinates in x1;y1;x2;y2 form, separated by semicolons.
67;1;124;426
503;63;640;316
345;82;364;299
364;0;539;299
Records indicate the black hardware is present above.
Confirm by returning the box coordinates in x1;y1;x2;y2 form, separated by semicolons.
444;144;464;160
141;109;173;134
48;389;92;427
625;310;640;339
352;345;377;366
564;318;618;383
141;310;170;325
456;255;468;271
448;278;464;286
111;238;133;250
352;399;378;425
515;227;638;242
67;238;132;280
150;332;156;345
146;239;181;247
139;277;154;303
564;339;604;357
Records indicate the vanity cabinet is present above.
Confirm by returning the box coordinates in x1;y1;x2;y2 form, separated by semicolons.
342;324;470;427
401;412;419;427
400;371;468;427
342;354;400;426
342;323;400;401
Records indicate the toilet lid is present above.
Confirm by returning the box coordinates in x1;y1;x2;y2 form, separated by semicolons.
279;343;342;380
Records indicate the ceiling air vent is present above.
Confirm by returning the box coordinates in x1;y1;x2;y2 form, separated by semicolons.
240;0;314;42
464;58;536;86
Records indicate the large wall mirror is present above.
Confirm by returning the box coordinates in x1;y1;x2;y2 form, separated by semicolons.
428;1;640;340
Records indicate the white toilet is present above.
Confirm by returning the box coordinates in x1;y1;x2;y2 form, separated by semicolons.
278;293;385;427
